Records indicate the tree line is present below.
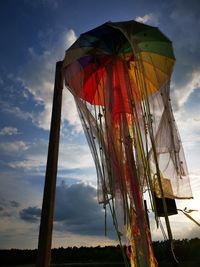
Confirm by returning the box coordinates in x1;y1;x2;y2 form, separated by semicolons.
1;238;200;266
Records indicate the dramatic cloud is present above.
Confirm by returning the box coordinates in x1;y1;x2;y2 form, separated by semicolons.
172;68;200;110
0;127;20;136
19;182;116;238
19;28;80;132
10;200;20;208
54;182;115;237
168;1;200;105
0;198;20;209
1;0;200;250
19;180;200;241
0;203;11;218
173;89;200;174
20;206;41;223
0;199;20;218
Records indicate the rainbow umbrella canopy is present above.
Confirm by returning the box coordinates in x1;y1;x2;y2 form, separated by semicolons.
64;21;175;105
63;20;192;267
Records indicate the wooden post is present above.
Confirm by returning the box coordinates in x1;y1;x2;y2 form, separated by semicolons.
36;61;63;267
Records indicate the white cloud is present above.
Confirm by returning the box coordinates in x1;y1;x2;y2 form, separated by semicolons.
58;142;94;170
61;90;83;133
0;100;33;121
7;159;44;171
33;102;52;130
5;139;47;171
19;29;79;131
173;70;200;109
0;141;30;154
59;172;96;185
135;13;159;25
6;139;94;172
0;127;20;136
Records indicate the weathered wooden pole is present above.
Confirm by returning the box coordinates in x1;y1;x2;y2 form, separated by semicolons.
37;61;63;267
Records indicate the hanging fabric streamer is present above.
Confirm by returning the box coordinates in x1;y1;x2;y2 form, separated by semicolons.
63;20;193;267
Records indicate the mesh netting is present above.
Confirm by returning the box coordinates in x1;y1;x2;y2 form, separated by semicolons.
63;21;192;267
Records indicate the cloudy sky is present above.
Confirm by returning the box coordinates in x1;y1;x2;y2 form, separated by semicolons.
0;0;200;249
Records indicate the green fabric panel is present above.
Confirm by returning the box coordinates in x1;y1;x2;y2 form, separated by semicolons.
137;41;175;59
117;27;174;57
132;28;171;42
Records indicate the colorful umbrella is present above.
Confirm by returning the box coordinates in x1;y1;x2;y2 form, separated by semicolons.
63;20;192;267
64;20;175;106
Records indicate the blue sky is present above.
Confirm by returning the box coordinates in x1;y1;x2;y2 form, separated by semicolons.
0;0;200;249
